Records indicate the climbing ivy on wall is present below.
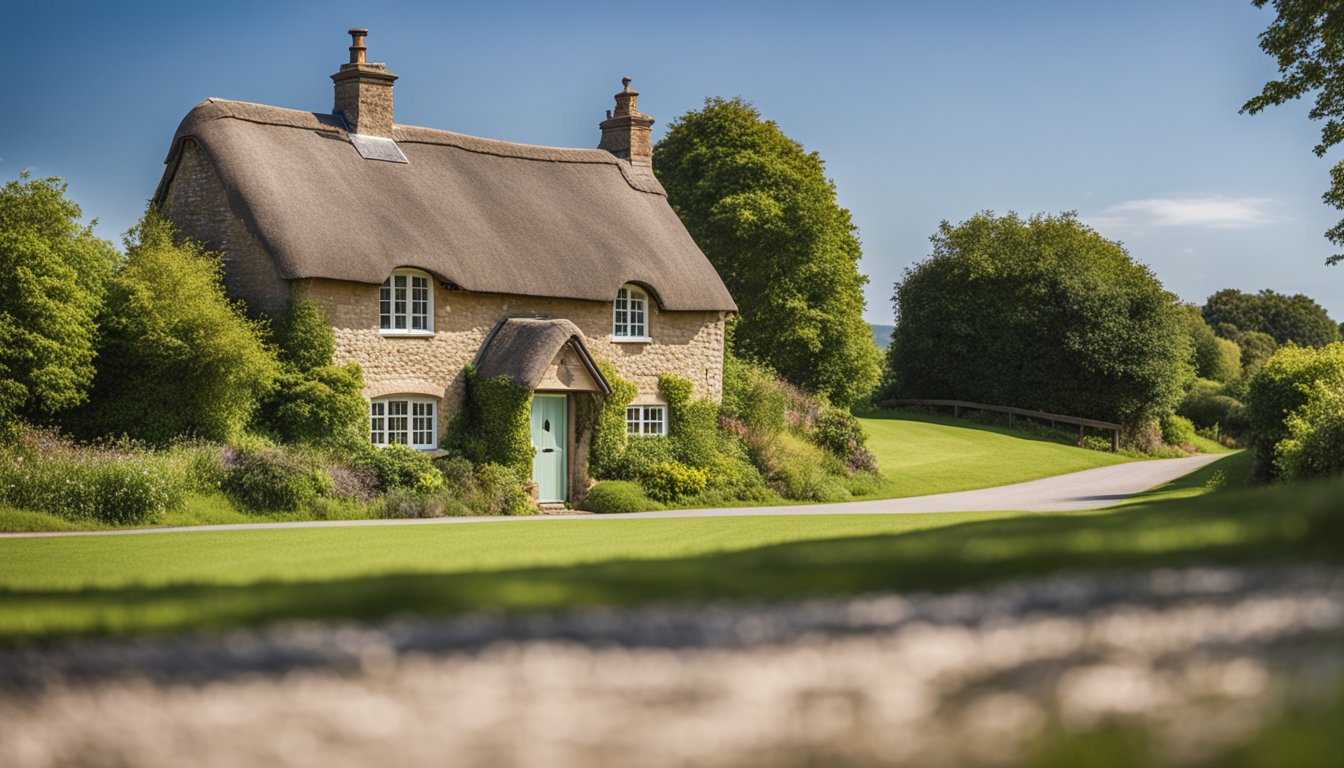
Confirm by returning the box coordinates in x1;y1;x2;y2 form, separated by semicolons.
587;360;638;478
446;365;534;478
658;373;720;468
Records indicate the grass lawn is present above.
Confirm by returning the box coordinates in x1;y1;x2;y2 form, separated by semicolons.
1;452;1337;643
854;409;1136;499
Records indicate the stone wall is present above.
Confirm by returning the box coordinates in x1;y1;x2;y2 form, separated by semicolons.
160;141;290;317
297;277;726;437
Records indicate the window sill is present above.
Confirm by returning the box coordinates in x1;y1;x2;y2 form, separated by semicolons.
610;335;653;344
379;330;436;338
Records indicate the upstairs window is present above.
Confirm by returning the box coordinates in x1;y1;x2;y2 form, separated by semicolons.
612;285;649;340
625;405;667;435
370;396;437;450
380;270;433;334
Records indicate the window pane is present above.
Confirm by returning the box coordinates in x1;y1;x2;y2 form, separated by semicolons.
379;281;392;329
411;277;429;331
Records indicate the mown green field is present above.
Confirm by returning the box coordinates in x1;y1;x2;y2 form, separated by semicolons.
854;410;1137;499
2;452;1338;643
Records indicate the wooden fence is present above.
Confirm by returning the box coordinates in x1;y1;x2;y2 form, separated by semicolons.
877;398;1123;452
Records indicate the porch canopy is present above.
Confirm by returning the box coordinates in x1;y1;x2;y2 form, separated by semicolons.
473;318;610;394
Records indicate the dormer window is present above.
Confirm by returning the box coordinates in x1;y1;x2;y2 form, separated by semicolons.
612;285;650;342
380;269;433;335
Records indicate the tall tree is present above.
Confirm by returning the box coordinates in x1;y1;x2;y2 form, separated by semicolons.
654;98;880;406
1203;288;1340;347
1244;0;1344;264
0;174;117;431
885;212;1192;430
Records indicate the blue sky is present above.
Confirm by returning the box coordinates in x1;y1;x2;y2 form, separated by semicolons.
7;0;1340;323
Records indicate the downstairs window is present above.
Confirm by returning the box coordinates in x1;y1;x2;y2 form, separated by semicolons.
370;396;438;449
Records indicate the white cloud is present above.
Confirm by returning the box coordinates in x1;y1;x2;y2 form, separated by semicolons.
1085;196;1276;233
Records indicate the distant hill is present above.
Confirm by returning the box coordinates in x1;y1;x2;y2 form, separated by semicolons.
870;323;894;350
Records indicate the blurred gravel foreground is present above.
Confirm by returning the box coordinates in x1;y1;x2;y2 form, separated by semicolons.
1;566;1341;768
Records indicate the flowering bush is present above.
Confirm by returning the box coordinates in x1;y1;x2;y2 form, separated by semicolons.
640;461;709;502
0;428;188;525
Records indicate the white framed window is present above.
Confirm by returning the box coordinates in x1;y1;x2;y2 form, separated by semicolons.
612;285;650;341
625;405;667;435
380;270;433;335
370;396;438;449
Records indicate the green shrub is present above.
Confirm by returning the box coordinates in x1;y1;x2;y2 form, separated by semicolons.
252;300;366;446
846;470;883;496
588;361;638;478
70;212;278;444
1275;381;1344;481
258;364;366;446
472;462;534;516
166;441;229;493
703;451;771;500
583;480;663;514
758;432;851;502
353;443;441;493
1246;343;1344;480
640;461;710;502
610;435;677;481
221;448;330;513
445;366;534;478
0;431;188;525
277;299;336;372
659;374;721;468
1159;413;1198;447
722;354;790;436
1178;378;1250;436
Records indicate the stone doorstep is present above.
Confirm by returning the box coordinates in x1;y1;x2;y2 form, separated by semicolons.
538;503;583;515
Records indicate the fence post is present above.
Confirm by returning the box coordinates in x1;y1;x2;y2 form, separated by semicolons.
1078;423;1084;446
1008;413;1015;429
954;405;960;418
1111;428;1120;453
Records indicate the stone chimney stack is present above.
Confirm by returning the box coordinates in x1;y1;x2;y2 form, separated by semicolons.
598;77;654;166
331;28;398;137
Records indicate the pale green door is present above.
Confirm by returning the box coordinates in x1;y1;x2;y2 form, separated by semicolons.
530;394;567;502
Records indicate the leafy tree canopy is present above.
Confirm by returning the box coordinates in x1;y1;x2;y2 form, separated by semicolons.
67;212;278;443
1202;288;1340;347
0;173;117;429
884;212;1192;428
1182;305;1242;383
1244;0;1344;264
654;97;880;406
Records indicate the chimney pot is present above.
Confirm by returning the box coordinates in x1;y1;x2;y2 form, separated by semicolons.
348;28;369;64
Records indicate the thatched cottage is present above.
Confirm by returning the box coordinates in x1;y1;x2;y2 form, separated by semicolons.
153;29;736;503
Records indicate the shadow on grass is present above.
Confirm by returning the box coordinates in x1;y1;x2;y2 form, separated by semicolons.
2;475;1341;644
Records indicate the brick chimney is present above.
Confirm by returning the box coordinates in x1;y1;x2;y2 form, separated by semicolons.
598;77;654;166
331;28;398;137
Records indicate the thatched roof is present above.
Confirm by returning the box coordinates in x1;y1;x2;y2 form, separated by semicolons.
155;99;736;312
473;318;609;393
